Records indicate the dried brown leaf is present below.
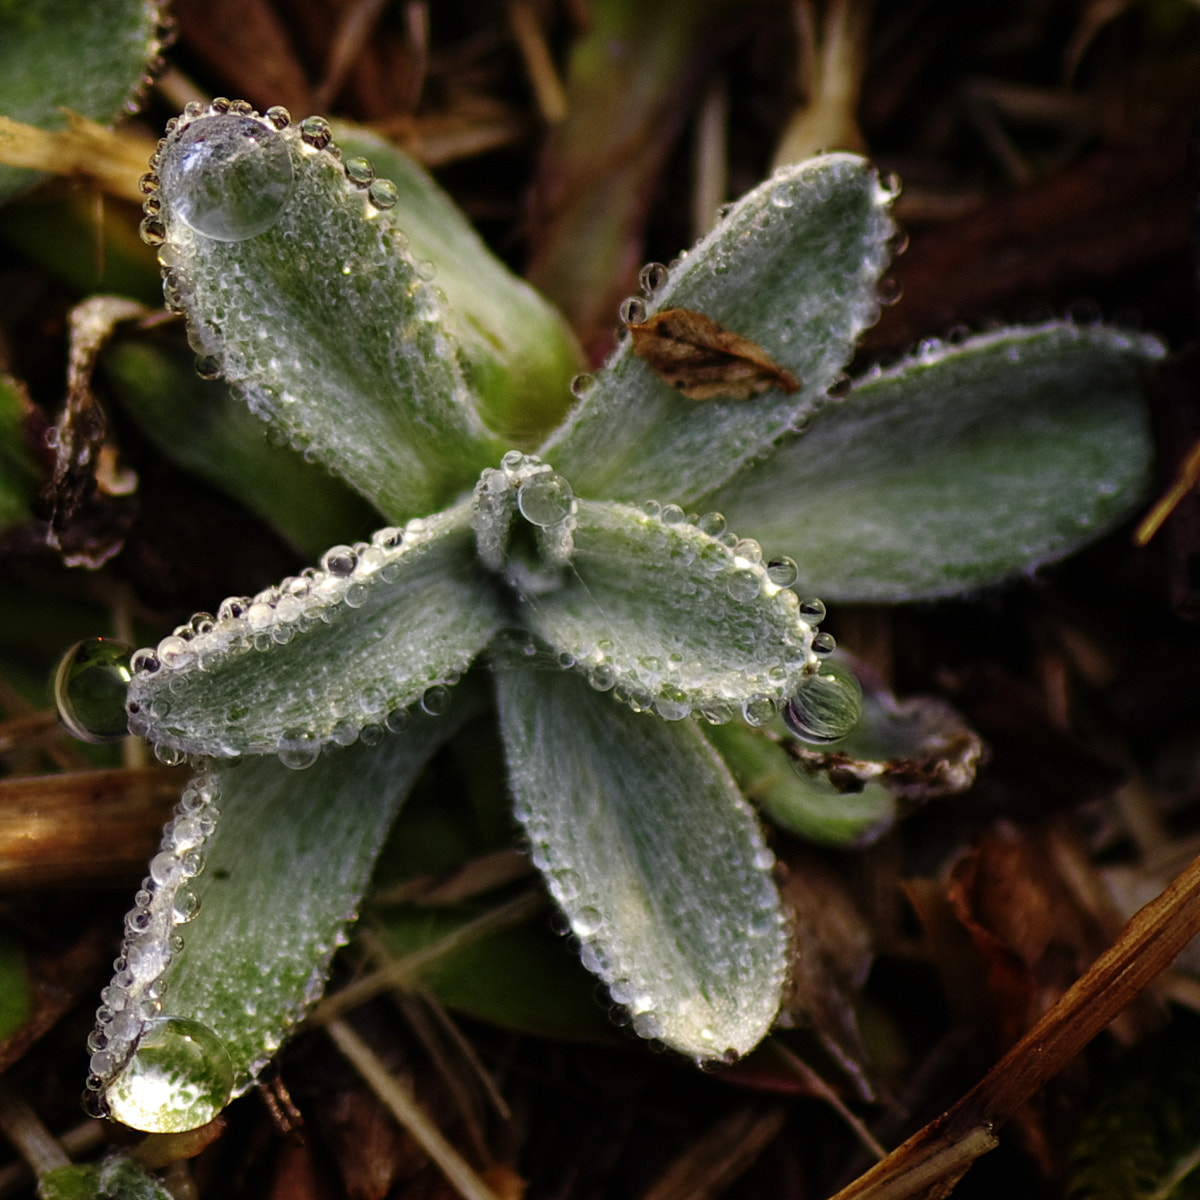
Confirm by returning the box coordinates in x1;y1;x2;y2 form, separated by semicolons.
625;307;800;401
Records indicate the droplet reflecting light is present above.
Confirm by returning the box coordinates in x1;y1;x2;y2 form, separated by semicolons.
161;115;294;241
54;639;133;743
104;1016;234;1133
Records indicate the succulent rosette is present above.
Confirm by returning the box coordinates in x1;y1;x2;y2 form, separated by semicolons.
53;98;1159;1133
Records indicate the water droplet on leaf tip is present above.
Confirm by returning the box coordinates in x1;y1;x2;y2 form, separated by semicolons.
53;639;133;743
160;114;295;242
660;504;685;525
103;1017;234;1133
783;660;862;745
812;631;837;656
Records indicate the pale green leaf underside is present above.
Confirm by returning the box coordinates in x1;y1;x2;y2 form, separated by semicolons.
127;504;507;757
495;666;787;1061
541;154;895;504
705;323;1162;601
152;701;477;1095
332;123;583;444
0;0;162;201
705;721;895;847
518;498;818;716
152;108;500;521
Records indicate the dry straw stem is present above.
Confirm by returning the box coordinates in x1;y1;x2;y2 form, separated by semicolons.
0;113;156;202
830;845;1200;1200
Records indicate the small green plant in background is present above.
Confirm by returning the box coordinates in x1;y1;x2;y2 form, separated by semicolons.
44;96;1160;1138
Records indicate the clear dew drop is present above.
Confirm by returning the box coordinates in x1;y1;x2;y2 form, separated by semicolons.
344;156;375;186
160;114;295;241
726;571;761;602
103;1017;235;1133
571;906;603;938
517;472;575;527
368;178;398;209
770;183;794;208
321;545;358;576
812;631;837;656
53;638;133;743
782;658;862;745
638;262;669;295
420;685;451;715
277;728;320;770
742;694;776;726
569;373;595;400
298;114;333;148
765;557;798;587
798;597;826;624
619;296;646;326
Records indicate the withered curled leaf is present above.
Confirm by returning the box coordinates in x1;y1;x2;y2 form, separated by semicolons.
625;307;800;401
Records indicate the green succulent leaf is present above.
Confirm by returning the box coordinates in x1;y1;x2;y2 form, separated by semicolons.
101;336;376;557
126;502;507;759
0;0;163;201
514;496;824;720
375;906;614;1041
147;104;501;521
495;665;788;1062
332;123;584;443
541;153;895;504
705;322;1162;601
94;692;479;1134
705;720;896;847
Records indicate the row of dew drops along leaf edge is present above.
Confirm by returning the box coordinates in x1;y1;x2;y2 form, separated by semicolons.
121;517;454;768
138;99;401;250
82;766;236;1132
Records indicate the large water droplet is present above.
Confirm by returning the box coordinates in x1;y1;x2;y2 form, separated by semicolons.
517;472;574;527
160;115;294;241
53;639;133;743
782;658;862;745
103;1016;234;1133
